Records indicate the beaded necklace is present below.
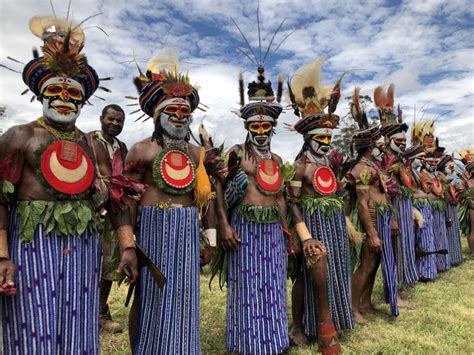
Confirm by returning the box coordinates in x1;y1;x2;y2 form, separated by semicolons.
37;116;82;141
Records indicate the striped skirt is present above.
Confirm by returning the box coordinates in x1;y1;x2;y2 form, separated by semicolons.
394;197;418;285
377;211;399;317
432;209;451;272
226;212;289;354
415;203;438;281
2;203;102;355
301;208;353;336
446;204;463;266
134;206;200;355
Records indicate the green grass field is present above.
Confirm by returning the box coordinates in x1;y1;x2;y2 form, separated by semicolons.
101;242;474;354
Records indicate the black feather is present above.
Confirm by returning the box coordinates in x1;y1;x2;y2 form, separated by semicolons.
286;80;299;116
276;78;283;103
21;88;29;95
93;95;105;101
133;77;145;94
32;47;39;59
99;86;111;92
99;77;114;81
239;75;245;106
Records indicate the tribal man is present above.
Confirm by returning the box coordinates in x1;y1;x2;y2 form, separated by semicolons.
0;15;111;353
347;88;399;324
376;85;419;287
285;60;350;352
114;53;231;354
223;66;290;354
460;150;474;257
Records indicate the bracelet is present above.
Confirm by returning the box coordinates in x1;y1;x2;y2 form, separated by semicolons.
204;228;217;247
0;229;9;259
116;225;136;253
295;222;312;242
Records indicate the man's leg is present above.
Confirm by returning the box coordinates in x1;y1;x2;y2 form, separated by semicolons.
468;209;474;257
289;272;310;346
352;241;380;324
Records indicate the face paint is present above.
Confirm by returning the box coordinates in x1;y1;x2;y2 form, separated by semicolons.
389;132;406;154
371;147;383;161
41;81;84;124
247;121;274;148
308;134;332;156
159;107;192;139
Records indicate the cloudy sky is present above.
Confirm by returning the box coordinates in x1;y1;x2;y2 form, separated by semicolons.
0;0;472;161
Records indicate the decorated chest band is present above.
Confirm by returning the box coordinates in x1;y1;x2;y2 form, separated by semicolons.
312;166;337;195
38;140;94;197
255;159;283;195
152;148;196;195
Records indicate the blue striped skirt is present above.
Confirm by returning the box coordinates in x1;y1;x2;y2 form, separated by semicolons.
377;211;399;317
1;203;102;355
301;207;353;336
394;197;419;285
446;204;463;266
432;208;451;272
415;203;438;281
134;206;200;355
226;212;289;354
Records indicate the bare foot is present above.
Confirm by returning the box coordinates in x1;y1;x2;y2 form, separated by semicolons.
397;295;414;309
289;326;310;347
353;311;369;325
360;303;381;314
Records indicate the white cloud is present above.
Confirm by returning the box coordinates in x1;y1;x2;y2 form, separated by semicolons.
0;0;472;161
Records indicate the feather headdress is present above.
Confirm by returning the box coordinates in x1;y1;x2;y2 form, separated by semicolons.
411;119;435;146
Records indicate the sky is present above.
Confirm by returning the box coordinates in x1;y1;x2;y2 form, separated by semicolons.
0;0;473;161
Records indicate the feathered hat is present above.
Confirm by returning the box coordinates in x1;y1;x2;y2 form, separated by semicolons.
349;87;381;151
287;59;341;137
232;7;293;125
460;149;474;172
411;119;436;152
1;11;111;104
374;84;408;137
130;50;201;121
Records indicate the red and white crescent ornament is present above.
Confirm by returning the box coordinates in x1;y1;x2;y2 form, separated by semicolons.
432;177;443;197
40;140;94;194
256;159;283;194
400;166;413;189
160;150;195;189
312;166;337;195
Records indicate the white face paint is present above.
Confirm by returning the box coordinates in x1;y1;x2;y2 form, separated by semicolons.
371;147;383;161
42;97;82;124
159;112;192;139
412;158;423;171
248;131;272;148
309;140;330;156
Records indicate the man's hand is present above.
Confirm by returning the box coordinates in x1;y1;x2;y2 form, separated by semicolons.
0;259;16;296
302;239;326;258
116;248;139;285
220;223;241;251
367;235;382;253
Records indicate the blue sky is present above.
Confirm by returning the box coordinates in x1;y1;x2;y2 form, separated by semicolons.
0;0;473;161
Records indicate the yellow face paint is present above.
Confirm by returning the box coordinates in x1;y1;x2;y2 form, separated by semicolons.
43;83;83;101
312;134;332;146
248;121;273;135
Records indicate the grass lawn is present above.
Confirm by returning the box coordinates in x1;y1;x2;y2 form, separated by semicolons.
101;241;474;354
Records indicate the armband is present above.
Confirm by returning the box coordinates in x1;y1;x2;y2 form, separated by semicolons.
295;222;312;243
204;228;217;247
289;180;302;188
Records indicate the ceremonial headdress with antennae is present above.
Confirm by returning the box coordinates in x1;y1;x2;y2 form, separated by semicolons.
129;49;201;122
232;6;294;124
0;2;112;104
286;59;342;137
349;87;382;151
374;84;408;137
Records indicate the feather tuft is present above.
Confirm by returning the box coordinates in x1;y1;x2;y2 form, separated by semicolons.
32;47;39;59
413;208;424;228
345;216;363;244
133;77;145;94
386;83;395;108
373;86;386;108
239;72;245;106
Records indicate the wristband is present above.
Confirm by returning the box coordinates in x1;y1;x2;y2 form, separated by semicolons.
0;229;9;259
116;225;135;253
290;180;302;188
295;222;312;242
